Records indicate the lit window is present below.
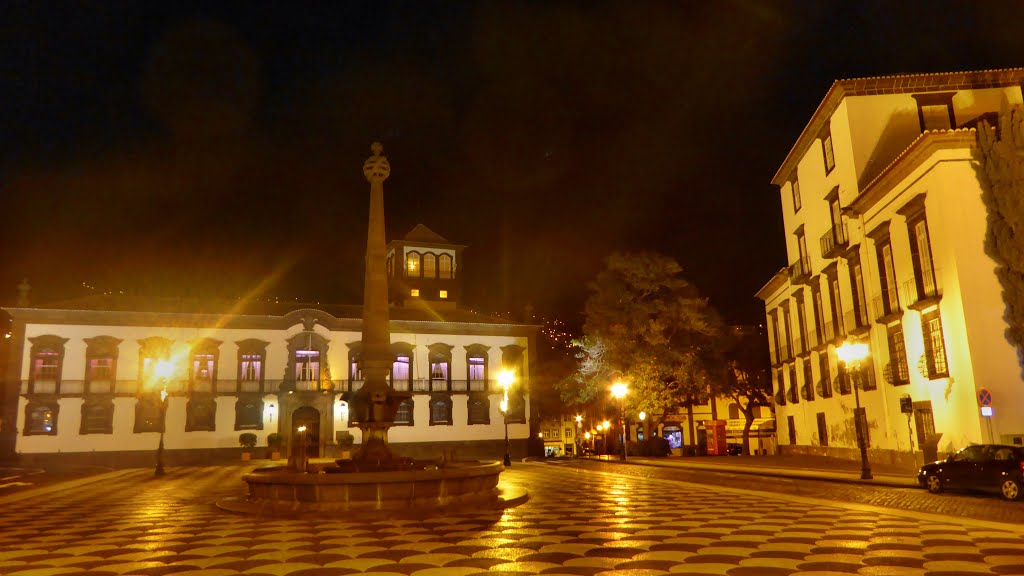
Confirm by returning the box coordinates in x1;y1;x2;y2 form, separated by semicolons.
439;254;453;279
439;290;448;299
411;289;420;297
423;253;436;278
295;350;320;381
407;253;420;277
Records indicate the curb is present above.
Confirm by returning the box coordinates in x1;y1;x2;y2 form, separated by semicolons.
0;468;141;506
601;458;919;489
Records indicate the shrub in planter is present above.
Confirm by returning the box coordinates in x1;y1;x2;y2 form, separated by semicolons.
266;432;282;460
239;432;257;460
336;431;354;459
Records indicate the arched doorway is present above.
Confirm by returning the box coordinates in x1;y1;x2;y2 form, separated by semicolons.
292;406;320;459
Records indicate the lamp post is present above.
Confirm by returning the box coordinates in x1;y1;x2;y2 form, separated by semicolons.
601;420;610;454
498;369;514;467
611;381;628;461
153;359;173;477
639;411;646;442
837;341;873;480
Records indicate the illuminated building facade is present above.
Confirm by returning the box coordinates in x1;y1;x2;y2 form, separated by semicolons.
757;68;1024;464
2;227;536;466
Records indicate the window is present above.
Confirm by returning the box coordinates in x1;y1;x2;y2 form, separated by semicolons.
828;194;846;245
788;364;798;404
907;214;939;303
429;395;452;425
236;339;268;394
28;335;68;395
234;397;262;430
774;368;786;406
792;179;802;213
410;289;420;297
422;253;436;278
849;256;869;329
787;415;796;445
811;282;825;345
407;252;421;277
816;413;828;446
84;335;120;395
769;310;781;364
24;402;58;435
80;399;113;434
191;353;215;393
822;127;835;174
295;350;320;382
827;271;845;340
913;93;955;132
796;229;810;275
138;337;172;394
728;403;740;419
430;355;449;391
802;360;814;401
240;354;262;384
795;293;809;352
349;348;363;382
922;309;949;378
468;394;489;424
391;354;411;391
439;290;448;299
439;254;453;279
818;352;832;398
887;324;909;385
506;391;526;423
876;238;900;317
185;397;216;432
467;346;488;392
394;398;414;425
781;306;793;361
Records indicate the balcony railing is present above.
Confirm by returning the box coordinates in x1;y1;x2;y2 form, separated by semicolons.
819;222;849;259
904;268;943;310
789;257;812;284
871;295;902;323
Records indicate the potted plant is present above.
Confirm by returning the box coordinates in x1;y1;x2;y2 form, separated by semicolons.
266;432;282;460
239;432;258;461
336;431;354;460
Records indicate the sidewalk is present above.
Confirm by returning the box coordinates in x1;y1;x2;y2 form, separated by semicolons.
582;453;921;488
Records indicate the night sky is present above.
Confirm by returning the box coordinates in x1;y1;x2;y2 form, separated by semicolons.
4;1;1024;325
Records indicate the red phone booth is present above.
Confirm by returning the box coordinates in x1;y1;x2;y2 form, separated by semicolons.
706;420;727;455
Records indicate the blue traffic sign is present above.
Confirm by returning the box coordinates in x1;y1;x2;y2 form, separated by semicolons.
978;388;992;407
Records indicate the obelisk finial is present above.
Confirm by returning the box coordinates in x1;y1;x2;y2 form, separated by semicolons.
363;142;390;183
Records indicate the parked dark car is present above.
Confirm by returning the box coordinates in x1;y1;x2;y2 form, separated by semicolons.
726;443;743;456
917;444;1024;501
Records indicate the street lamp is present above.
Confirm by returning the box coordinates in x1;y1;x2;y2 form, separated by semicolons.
584;431;592;455
836;341;873;480
639;411;646;442
611;381;628;461
601;421;610;454
153;359;173;477
498;369;515;466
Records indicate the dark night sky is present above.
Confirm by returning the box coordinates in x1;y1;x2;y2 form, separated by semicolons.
3;1;1024;325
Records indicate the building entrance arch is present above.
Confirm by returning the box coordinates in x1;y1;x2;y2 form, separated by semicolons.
292;406;320;459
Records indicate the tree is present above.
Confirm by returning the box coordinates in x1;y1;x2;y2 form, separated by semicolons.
977;104;1024;367
568;252;727;437
718;326;772;456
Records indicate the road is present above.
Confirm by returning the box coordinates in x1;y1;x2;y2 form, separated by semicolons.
0;461;1020;575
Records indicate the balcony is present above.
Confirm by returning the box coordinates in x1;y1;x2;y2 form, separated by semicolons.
845;310;871;337
819;222;849;259
788;257;813;285
871;294;902;325
904;268;943;311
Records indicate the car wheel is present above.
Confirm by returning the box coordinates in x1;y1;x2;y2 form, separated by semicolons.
926;474;943;494
1000;479;1021;501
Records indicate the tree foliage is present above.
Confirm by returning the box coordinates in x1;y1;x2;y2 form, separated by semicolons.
977;104;1024;365
717;325;772;455
563;252;726;426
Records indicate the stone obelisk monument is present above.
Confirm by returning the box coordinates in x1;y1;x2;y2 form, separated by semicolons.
348;142;411;466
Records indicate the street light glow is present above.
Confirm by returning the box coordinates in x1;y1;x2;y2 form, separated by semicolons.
639;411;646;421
836;341;869;366
154;359;173;380
498;369;515;390
611;381;628;399
575;414;582;424
602;420;610;430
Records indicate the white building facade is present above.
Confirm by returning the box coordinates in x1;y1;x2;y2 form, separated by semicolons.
2;227;536;466
757;69;1024;465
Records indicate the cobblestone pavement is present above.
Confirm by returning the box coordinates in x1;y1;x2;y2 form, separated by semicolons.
577;460;1024;526
0;462;1023;575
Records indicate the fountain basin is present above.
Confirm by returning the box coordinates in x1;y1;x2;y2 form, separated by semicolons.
220;459;524;515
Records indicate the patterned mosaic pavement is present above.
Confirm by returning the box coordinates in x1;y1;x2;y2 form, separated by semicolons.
0;462;1023;575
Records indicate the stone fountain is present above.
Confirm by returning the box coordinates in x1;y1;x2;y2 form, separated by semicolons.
220;143;523;515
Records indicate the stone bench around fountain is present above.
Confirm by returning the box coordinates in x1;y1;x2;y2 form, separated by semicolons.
222;459;523;515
